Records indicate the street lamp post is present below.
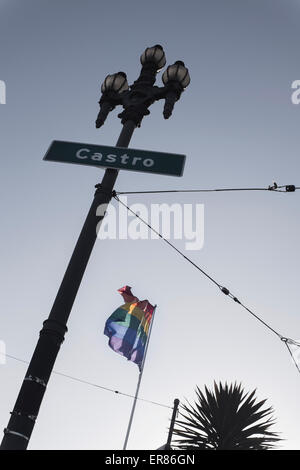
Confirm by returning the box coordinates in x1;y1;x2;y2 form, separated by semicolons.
1;45;190;450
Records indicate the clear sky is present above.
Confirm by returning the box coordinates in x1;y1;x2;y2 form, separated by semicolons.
1;0;300;450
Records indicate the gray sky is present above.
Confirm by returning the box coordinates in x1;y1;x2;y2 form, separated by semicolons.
1;0;300;449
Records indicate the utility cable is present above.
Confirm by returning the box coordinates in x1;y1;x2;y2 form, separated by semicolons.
282;339;300;375
0;352;172;410
114;194;300;374
116;183;297;196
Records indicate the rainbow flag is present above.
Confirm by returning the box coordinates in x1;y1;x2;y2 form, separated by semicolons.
104;286;155;370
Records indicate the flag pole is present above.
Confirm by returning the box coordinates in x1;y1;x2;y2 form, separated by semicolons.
123;304;157;450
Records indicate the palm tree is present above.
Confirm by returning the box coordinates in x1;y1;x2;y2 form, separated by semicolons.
173;382;280;450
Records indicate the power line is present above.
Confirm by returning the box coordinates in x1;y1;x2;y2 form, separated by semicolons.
282;339;300;375
114;194;300;375
116;183;298;196
0;352;172;410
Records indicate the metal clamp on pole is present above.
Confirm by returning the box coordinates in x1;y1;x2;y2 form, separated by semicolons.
94;184;116;197
3;429;29;442
24;375;47;388
10;411;37;422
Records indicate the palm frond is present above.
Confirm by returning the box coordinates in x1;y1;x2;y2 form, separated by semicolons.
173;381;281;450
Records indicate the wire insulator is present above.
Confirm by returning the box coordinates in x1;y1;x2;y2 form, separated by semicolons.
221;287;230;295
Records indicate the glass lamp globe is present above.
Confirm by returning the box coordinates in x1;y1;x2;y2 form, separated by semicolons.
162;61;190;88
140;45;166;71
101;72;129;94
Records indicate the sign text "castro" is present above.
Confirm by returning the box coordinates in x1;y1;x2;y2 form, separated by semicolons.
76;148;155;168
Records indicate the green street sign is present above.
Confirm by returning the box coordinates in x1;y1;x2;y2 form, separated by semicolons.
43;140;186;177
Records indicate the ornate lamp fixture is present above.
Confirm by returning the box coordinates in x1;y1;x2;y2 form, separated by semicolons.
96;45;190;129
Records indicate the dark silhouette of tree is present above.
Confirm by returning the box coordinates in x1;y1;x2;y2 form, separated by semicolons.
173;382;280;450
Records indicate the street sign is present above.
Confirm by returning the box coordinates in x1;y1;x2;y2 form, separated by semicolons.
43;140;186;177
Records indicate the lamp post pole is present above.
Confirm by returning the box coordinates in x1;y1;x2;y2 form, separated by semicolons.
0;121;135;451
1;45;190;450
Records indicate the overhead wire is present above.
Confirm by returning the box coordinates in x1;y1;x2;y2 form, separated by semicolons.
116;183;298;196
281;339;300;375
0;352;172;410
113;194;300;374
2;182;299;409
